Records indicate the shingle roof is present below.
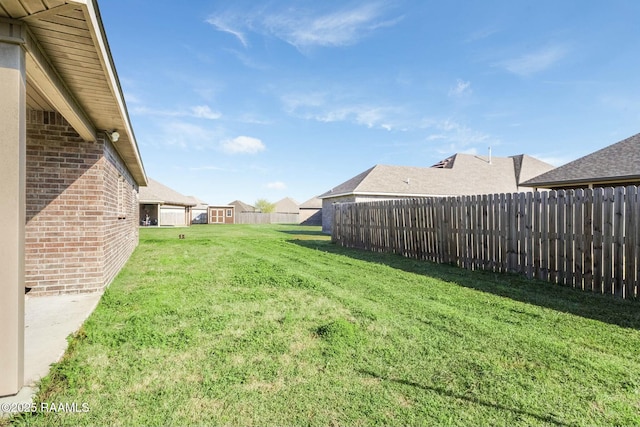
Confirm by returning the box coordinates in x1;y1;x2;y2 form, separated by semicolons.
274;197;300;213
319;154;554;199
188;197;209;210
139;179;196;206
228;200;255;212
300;196;322;209
522;133;640;187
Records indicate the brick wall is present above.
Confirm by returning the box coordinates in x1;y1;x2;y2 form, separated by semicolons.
321;195;355;234
102;138;139;288
25;110;139;295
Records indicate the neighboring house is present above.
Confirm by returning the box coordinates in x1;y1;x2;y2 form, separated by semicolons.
208;205;235;224
300;196;323;225
275;197;300;214
190;197;209;224
1;0;147;396
522;132;640;190
139;179;196;227
229;200;255;213
319;154;554;233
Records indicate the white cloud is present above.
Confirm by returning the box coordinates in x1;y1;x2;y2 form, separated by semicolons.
498;45;568;77
191;105;222;120
133;105;221;120
464;27;500;43
265;4;402;49
266;181;287;190
161;121;214;150
281;92;327;112
448;79;472;97
282;91;401;130
225;48;269;70
221;136;266;154
317;105;400;129
207;16;248;47
207;3;401;52
422;119;495;155
189;165;226;171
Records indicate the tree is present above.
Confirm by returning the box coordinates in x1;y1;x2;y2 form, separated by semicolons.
254;198;276;213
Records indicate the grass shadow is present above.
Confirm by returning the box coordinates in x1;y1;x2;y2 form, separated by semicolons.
278;228;328;237
289;238;640;330
358;369;578;427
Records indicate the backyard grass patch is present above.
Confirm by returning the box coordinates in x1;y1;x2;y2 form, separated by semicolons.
8;224;640;426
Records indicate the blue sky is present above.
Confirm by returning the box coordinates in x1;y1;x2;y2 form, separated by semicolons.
100;1;640;205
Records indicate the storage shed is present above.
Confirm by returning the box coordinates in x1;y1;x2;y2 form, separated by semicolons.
208;205;235;224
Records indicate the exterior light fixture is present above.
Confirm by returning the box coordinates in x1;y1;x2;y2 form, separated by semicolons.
104;130;120;143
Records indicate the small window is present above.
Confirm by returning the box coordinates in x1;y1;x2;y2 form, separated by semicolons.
226;209;232;217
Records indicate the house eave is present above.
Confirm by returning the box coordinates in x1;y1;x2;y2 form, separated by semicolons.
522;175;640;189
2;0;147;187
320;191;445;199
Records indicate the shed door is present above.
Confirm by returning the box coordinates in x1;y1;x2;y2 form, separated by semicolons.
210;209;224;224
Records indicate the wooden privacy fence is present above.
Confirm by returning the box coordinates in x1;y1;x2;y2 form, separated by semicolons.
236;212;299;224
332;186;640;299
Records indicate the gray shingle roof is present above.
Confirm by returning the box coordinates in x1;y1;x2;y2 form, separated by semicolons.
522;132;640;187
139;178;196;207
319;154;554;199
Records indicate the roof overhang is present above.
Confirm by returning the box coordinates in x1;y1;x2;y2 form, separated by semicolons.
140;200;197;207
320;191;448;199
521;175;640;189
0;0;147;186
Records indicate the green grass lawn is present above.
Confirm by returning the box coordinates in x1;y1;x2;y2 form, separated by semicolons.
8;224;640;426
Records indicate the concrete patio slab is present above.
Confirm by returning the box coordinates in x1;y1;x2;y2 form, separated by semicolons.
0;292;102;413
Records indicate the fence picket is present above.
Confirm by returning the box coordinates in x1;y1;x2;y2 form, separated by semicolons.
540;191;549;281
548;191;558;283
583;189;594;292
592;188;603;293
624;186;637;298
613;187;625;297
574;189;584;289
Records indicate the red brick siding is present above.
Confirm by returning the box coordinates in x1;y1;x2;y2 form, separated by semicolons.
25;110;139;295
